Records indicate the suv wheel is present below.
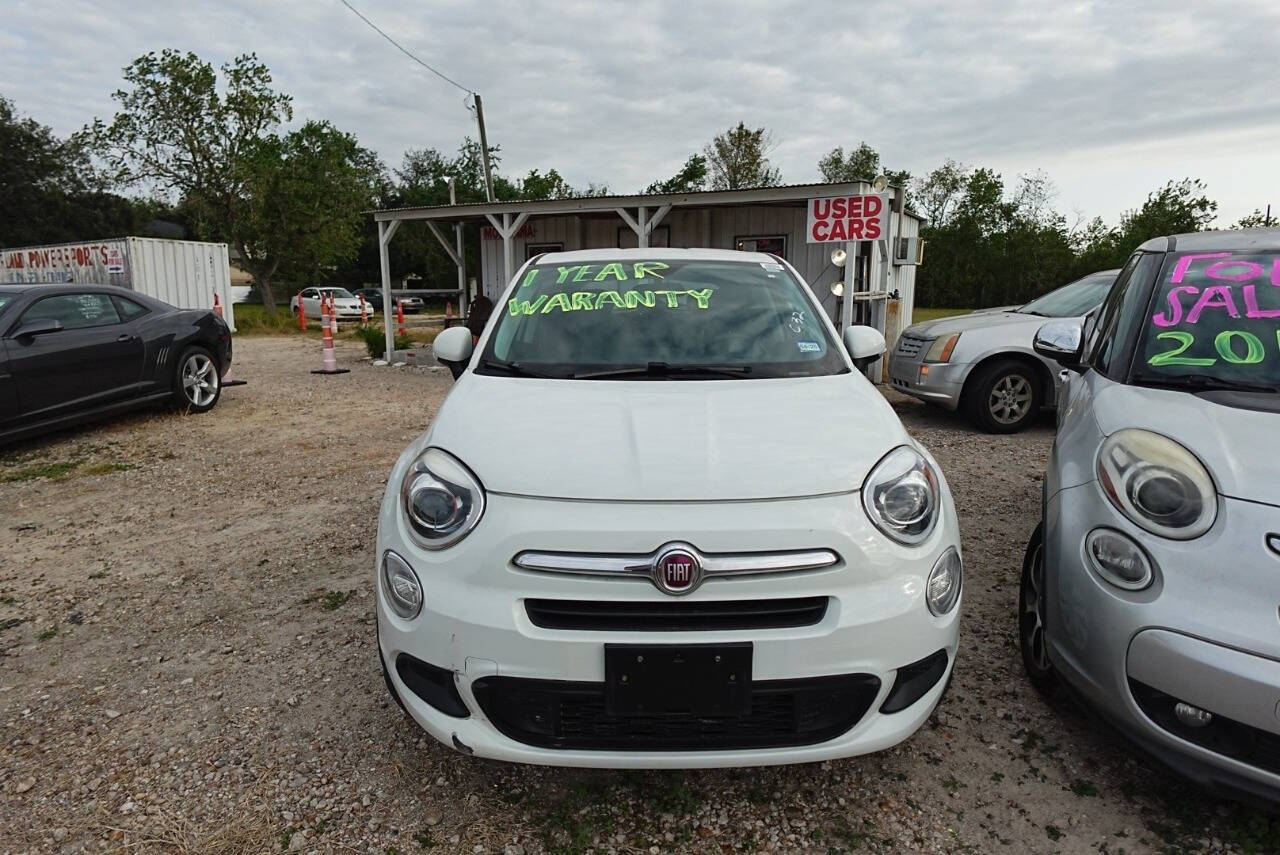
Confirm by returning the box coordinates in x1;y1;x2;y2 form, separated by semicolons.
966;358;1041;433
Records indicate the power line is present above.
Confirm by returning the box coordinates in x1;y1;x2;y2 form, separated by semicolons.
339;0;472;95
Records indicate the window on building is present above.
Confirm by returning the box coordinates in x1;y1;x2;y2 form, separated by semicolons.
736;236;786;258
526;242;564;259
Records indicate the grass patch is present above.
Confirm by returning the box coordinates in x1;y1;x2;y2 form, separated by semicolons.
80;462;133;476
1;461;81;482
319;590;355;611
911;307;974;323
38;626;58;641
233;304;312;335
1070;778;1099;797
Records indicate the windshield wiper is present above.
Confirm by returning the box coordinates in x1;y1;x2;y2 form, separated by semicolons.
572;362;753;380
479;358;554;378
1131;372;1279;394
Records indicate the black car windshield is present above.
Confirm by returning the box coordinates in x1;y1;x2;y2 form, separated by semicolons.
478;257;847;379
1018;272;1115;317
1134;250;1280;390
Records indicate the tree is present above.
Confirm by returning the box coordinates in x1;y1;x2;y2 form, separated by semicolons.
913;160;970;226
817;142;911;191
88;50;298;310
0;94;154;247
234;121;382;304
645;154;708;194
1235;208;1274;229
704;123;781;190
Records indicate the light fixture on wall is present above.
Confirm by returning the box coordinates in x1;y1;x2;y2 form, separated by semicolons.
830;247;846;267
871;174;889;192
829;281;844;297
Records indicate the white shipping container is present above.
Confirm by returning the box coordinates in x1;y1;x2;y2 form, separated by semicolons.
0;237;236;331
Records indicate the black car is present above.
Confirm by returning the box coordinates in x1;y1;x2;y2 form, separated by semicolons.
0;283;232;444
352;288;425;314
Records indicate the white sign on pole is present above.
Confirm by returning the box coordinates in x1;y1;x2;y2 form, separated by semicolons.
806;194;890;243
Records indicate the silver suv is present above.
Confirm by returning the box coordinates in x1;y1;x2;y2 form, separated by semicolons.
889;271;1117;432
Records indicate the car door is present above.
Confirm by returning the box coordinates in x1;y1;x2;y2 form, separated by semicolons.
5;292;146;423
302;288;322;317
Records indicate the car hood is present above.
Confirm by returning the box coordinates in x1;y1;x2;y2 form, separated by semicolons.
1093;383;1280;506
902;310;1052;340
425;373;909;501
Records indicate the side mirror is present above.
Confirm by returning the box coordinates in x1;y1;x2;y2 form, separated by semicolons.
12;318;64;339
843;325;886;371
1033;320;1085;370
433;326;474;380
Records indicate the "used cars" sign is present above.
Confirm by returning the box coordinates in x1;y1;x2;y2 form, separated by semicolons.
806;194;889;243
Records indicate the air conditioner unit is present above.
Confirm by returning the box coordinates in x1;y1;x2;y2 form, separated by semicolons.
894;237;925;266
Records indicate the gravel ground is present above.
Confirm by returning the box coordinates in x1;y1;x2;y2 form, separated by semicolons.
2;334;1278;854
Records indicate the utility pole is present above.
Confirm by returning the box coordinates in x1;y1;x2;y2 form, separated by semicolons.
1267;204;1273;227
472;93;496;203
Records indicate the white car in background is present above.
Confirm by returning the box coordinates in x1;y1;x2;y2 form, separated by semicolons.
374;248;963;768
290;287;367;320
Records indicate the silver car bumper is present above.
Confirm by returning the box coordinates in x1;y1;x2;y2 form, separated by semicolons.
887;341;968;411
1045;481;1280;800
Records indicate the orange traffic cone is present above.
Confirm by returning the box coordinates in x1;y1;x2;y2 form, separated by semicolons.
297;291;307;330
359;294;368;325
396;300;407;338
213;292;223;318
311;297;349;375
445;300;454;327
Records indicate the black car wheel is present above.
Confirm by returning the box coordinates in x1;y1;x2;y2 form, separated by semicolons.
1019;522;1059;697
172;346;222;413
966;358;1042;433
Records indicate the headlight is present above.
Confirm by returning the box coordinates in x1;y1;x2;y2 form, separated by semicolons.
926;547;963;615
1085;528;1153;590
400;448;486;549
863;446;941;545
381;551;423;618
1096;429;1216;540
924;333;960;363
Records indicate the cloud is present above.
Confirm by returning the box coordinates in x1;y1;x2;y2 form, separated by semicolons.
2;0;1276;224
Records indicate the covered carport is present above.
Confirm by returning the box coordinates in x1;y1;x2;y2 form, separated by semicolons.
370;182;922;364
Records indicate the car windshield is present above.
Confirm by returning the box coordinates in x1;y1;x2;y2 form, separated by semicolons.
478;257;847;379
1133;250;1280;390
1018;272;1115;317
321;288;354;298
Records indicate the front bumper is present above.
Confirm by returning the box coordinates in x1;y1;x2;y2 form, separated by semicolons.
887;346;968;411
1045;482;1280;800
376;488;962;767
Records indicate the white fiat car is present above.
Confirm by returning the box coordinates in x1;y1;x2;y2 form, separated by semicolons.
375;248;963;767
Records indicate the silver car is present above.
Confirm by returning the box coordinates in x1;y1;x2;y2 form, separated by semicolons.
888;270;1117;432
1022;229;1280;801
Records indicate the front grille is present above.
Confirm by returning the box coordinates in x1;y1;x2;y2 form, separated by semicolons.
1130;679;1280;776
524;597;829;632
472;673;880;751
895;335;926;358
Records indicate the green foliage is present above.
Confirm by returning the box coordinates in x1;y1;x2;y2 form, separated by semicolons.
353;325;412;358
818;141;911;197
645;154;708;194
1236;208;1275;229
704;122;782;190
0;95;157;247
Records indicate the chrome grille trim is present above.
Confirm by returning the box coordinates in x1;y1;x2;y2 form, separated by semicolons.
513;545;840;579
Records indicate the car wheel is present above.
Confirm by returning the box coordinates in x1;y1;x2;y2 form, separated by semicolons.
1019;522;1059;697
172;346;222;413
966;359;1042;433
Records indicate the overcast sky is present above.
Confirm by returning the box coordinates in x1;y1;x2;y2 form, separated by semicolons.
3;0;1277;227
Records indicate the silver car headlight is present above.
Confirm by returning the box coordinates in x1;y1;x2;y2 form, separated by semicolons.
924;333;960;363
1096;429;1216;540
863;446;941;545
400;448;486;549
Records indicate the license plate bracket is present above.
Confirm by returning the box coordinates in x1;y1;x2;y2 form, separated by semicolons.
605;642;752;717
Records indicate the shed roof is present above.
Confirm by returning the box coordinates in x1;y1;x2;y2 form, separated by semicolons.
371;181;923;223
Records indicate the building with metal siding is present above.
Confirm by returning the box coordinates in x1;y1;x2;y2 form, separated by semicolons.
371;182;924;364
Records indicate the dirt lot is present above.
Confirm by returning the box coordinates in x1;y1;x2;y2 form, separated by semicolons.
2;335;1277;854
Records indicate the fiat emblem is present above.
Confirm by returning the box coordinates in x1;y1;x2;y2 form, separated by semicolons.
653;547;702;596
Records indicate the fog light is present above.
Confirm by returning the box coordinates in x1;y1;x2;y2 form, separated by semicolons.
926;547;963;616
381;551;423;619
1174;701;1213;728
1085;528;1153;590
